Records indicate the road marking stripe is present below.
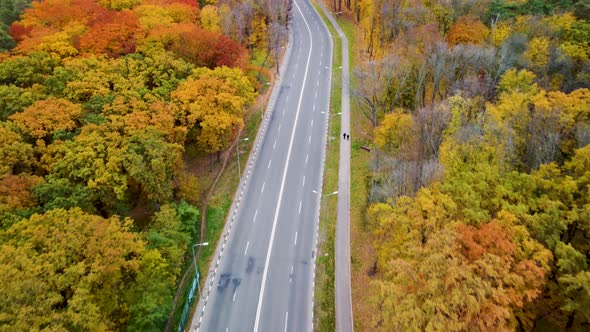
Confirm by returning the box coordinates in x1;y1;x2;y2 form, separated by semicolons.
306;154;309;164
311;119;314;127
284;312;289;332
273;139;277;149
299;201;302;215
308;135;311;143
294;231;298;245
261;182;265;193
244;241;249;255
268;160;272;169
253;210;258;223
253;1;314;329
232;290;237;302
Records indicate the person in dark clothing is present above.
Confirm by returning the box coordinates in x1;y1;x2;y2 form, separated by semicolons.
346;134;350;140
343;132;346;139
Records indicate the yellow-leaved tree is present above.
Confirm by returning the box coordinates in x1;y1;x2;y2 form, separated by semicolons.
172;66;255;162
0;208;145;330
200;5;221;32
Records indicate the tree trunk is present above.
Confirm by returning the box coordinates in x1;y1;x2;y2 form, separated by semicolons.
373;108;378;128
210;153;213;173
566;313;575;330
275;48;280;75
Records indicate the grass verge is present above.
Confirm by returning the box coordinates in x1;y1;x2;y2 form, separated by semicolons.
310;2;341;331
311;3;376;331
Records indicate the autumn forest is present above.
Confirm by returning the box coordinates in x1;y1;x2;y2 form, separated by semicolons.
347;0;590;330
2;0;590;330
0;0;288;330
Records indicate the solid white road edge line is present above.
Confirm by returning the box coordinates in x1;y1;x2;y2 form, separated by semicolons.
284;312;289;332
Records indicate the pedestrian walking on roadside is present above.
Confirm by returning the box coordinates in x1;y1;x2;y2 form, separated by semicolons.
343;132;346;140
346;134;350;140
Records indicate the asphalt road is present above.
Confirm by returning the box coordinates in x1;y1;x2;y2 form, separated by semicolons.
189;0;332;331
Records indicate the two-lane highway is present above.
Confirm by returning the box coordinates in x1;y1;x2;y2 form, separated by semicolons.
190;0;333;331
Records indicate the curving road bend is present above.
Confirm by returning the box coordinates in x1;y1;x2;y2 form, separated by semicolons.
189;0;332;331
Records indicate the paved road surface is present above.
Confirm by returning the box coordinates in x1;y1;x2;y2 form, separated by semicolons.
189;0;332;331
315;4;354;332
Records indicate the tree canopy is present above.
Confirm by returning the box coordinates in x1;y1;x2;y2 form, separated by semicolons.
352;0;590;329
0;0;273;329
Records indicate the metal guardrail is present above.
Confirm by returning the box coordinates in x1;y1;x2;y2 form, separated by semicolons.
177;267;200;332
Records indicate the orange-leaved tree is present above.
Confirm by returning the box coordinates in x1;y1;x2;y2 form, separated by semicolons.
150;23;248;69
447;16;489;46
78;9;144;57
9;97;83;142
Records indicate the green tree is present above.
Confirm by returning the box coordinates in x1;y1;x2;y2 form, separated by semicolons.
125;202;199;331
0;23;15;52
0;52;59;88
0;0;30;51
126;249;174;332
0;84;40;121
574;0;590;19
122;129;182;203
32;175;96;213
146;204;190;278
560;271;590;325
